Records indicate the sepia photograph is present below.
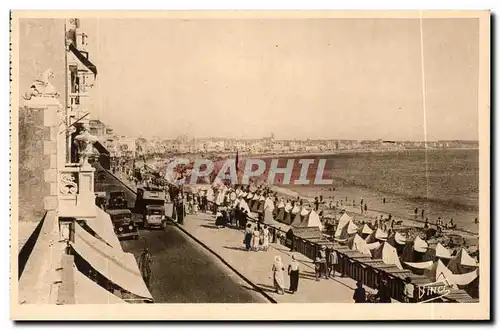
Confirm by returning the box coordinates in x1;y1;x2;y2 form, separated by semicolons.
10;10;490;320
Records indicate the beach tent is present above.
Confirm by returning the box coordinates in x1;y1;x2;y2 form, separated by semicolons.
386;232;406;254
401;237;430;263
358;224;373;237
299;210;324;231
404;260;435;275
347;221;359;235
371;242;404;270
337;213;353;232
435;242;453;260
275;201;285;222
257;195;266;213
447;248;479;274
414;236;429;253
424;260;478;289
365;228;388;244
334;213;354;242
374;228;388;241
348;234;379;256
291;207;308;227
282;203;293;225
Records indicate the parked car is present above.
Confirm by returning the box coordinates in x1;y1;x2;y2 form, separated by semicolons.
107;209;138;240
108;191;128;209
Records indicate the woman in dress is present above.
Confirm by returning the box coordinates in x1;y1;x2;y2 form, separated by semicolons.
252;226;261;251
288;254;300;293
272;256;286;295
261;225;270;251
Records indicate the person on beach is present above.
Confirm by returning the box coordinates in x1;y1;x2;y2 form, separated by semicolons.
364;203;368;212
353;281;366;303
271;256;286;295
360;198;364;205
360;204;364;213
383;197;386;204
474;217;479;224
252;226;261;251
261;225;270;251
414;208;418;218
424;218;429;229
244;223;253;251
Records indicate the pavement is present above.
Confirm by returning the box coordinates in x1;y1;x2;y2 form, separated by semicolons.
96;166;266;303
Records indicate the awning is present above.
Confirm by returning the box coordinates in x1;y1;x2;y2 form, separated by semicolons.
74;264;127;304
85;206;122;250
71;223;153;301
69;43;98;76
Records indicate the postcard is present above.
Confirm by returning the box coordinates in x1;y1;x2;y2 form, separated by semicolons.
10;10;490;320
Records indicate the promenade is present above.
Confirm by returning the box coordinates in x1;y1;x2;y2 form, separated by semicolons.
179;211;372;303
112;170;375;303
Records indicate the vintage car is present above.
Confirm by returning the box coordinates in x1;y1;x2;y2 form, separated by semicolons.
107;209;138;240
108;191;128;209
95;191;107;210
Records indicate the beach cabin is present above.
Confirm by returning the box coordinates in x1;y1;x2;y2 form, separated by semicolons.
286;226;322;252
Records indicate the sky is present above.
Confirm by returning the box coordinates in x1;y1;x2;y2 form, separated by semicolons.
82;18;480;141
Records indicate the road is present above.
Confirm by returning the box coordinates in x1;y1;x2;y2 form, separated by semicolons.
94;166;266;303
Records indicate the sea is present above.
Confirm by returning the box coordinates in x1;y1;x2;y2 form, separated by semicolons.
302;149;479;212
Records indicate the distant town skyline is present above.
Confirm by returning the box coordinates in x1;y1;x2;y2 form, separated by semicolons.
83;18;480;141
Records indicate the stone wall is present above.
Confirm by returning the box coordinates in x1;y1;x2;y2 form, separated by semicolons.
17;18;65;227
18;106;49;224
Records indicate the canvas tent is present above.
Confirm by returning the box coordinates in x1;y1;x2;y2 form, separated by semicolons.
447;248;479;274
435;242;453;260
359;224;373;237
424;259;478;289
371;242;404;270
348;234;378;256
299;210;324;231
401;237;430;263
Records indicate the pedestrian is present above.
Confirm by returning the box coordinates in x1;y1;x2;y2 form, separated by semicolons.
414;208;418;218
329;249;339;277
353;281;366;303
271;256;286;295
403;277;415;303
383;197;386;204
243;223;253;251
261;225;270;251
288;254;300;294
375;279;391;303
364;203;368;212
314;257;321;281
176;196;185;225
318;245;328;279
252;226;260;251
421;209;425;219
138;248;153;289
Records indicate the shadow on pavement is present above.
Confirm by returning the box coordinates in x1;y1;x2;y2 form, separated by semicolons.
200;224;220;229
223;246;248;252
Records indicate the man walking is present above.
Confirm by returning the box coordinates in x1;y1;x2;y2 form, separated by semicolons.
139;248;153;290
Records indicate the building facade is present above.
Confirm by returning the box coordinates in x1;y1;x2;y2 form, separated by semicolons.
17;18;152;305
